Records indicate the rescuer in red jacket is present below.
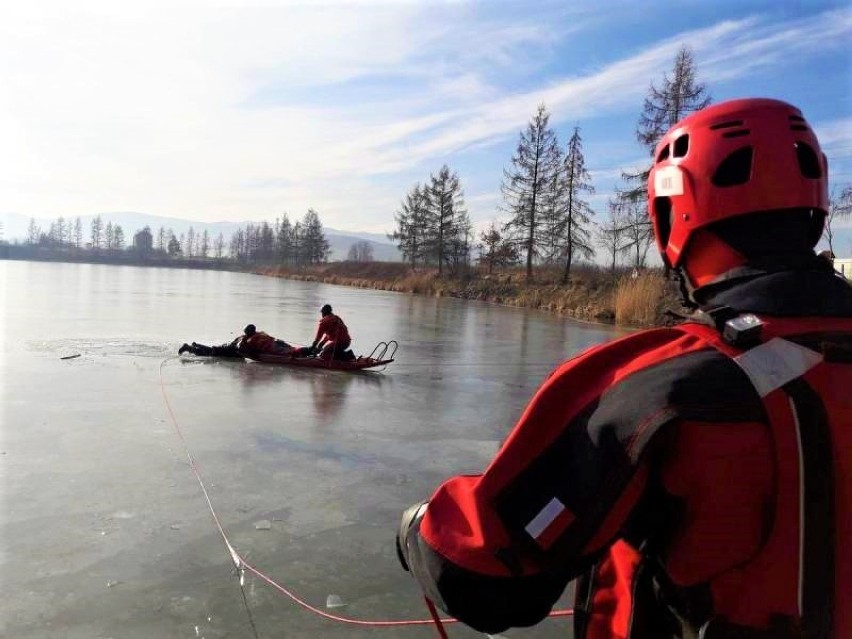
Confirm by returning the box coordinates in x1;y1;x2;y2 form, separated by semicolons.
396;98;852;639
310;304;352;360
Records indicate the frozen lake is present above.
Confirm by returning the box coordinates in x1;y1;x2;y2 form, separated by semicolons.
0;260;623;639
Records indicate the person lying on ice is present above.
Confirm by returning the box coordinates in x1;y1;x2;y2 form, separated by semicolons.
178;324;293;357
396;98;852;639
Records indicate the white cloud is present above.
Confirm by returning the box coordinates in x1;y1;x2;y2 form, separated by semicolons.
0;3;849;230
816;117;852;159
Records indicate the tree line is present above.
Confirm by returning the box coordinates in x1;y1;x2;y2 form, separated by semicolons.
17;209;334;267
389;46;711;281
389;165;472;276
389;46;850;279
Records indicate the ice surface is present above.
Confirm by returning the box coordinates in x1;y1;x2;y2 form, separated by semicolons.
1;261;619;637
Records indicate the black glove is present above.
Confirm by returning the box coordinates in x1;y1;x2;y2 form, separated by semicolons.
396;501;428;572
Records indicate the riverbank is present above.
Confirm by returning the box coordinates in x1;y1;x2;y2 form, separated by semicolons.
255;262;680;327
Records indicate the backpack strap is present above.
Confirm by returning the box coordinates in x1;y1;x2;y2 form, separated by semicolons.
676;317;834;639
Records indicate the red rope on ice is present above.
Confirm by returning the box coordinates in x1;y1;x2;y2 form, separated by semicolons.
158;357;574;633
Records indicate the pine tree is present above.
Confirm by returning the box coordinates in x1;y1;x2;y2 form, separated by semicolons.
91;215;103;249
168;233;182;256
301;209;330;264
27;219;41;245
637;46;711;154
277;214;293;264
424;165;467;276
558;126;596;282
214;233;225;259
133;226;153;254
623;46;711;202
389;183;430;267
56;217;67;246
200;230;210;258
73;218;83;248
258;221;275;263
186;227;196;257
501;103;561;281
105;221;115;250
113;225;125;250
156;226;167;253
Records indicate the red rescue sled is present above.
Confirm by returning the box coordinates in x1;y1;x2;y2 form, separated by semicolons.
243;340;397;371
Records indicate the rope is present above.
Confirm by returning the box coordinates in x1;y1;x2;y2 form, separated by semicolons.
158;357;574;633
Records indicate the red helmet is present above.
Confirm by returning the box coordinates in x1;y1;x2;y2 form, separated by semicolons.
647;98;829;268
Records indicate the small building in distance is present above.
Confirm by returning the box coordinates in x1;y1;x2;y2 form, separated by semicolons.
833;258;852;280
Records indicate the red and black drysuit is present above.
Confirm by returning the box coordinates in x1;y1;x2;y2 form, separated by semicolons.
313;313;351;360
399;263;852;638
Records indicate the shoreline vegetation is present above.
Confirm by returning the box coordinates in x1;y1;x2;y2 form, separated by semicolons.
255;261;678;328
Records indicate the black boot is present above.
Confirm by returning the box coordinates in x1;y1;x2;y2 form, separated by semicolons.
178;343;191;355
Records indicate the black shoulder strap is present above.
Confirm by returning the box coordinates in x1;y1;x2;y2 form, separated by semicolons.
680;317;835;639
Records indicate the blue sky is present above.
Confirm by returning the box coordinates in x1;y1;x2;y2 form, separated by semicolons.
0;0;849;235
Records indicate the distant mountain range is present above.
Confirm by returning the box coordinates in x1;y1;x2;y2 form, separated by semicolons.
0;211;402;262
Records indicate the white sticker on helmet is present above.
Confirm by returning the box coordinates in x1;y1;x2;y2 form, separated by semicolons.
654;165;684;196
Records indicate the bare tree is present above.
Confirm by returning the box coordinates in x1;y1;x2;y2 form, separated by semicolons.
27;219;41;245
347;240;374;262
597;199;630;273
618;197;654;268
823;185;852;257
558;126;596;282
501;103;561;281
200;229;210;258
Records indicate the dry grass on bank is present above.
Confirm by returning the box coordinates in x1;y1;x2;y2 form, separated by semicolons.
614;272;668;326
255;262;675;327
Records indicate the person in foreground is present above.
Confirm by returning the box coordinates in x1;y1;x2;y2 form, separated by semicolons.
179;324;293;357
396;98;851;639
310;304;353;361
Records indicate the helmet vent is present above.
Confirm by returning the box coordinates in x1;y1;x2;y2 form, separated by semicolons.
710;119;744;130
789;115;805;122
794;142;822;178
656;145;670;163
790;124;808;132
653;197;673;248
712;146;753;187
722;129;750;139
673;134;689;158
